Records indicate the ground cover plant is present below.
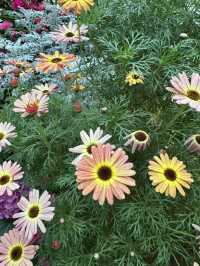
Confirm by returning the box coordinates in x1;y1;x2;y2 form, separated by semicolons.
0;0;200;265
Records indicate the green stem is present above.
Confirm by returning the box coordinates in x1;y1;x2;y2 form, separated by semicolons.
165;107;191;130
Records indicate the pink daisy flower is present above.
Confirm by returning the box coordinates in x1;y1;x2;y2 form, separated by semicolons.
50;21;89;43
75;144;136;205
0;161;24;196
0;122;16;152
13;189;55;239
166;72;200;112
0;229;38;266
13;92;49;117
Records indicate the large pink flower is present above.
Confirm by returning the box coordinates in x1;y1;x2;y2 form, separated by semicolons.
0;229;38;266
166;72;200;112
75;144;136;205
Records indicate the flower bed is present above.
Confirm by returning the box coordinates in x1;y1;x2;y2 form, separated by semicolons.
0;0;200;265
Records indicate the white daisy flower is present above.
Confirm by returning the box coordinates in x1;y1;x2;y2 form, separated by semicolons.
69;127;112;165
0;122;16;152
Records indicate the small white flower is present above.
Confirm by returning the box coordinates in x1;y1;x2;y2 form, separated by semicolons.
32;83;58;96
60;218;65;224
179;33;188;38
94;253;100;260
69;127;112;165
101;107;108;112
130;251;135;257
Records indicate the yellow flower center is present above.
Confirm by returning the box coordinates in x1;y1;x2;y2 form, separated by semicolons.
134;131;147;142
10;246;23;261
28;205;40;219
0;175;10;186
51;57;62;63
187;90;200;101
66;32;74;37
97;165;113;181
164;168;177;181
0;132;4;140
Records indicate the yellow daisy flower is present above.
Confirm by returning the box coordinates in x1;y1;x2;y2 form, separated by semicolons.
58;0;94;15
125;71;144;86
148;152;193;198
71;83;85;92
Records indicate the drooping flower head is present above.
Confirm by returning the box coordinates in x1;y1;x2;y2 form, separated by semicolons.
125;71;144;86
0;182;29;219
32;83;59;95
50;22;88;43
13;92;49;117
13;189;55;239
166;72;200;112
124;130;150;153
75;144;136;205
0;161;24;196
185;134;200;155
0;229;38;266
148;152;193;198
36;51;76;73
58;0;94;15
0;122;16;152
69;127;112;165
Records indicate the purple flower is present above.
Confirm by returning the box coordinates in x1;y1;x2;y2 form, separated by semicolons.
0;182;29;220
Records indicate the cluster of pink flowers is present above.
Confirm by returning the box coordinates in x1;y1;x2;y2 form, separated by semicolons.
12;0;45;11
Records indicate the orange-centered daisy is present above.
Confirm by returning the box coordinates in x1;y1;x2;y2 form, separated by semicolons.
75;144;136;205
13;92;49;117
148;152;193;198
36;51;76;73
58;0;94;15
